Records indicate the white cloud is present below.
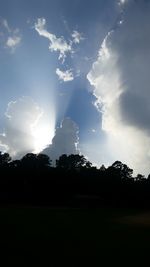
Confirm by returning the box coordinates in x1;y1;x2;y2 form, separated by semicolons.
34;18;84;63
6;36;21;50
0;19;21;52
0;97;54;158
87;0;150;175
56;68;74;82
2;19;11;32
34;18;72;62
71;30;84;44
43;117;79;164
118;0;128;5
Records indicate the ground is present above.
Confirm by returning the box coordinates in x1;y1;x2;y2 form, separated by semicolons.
1;206;150;266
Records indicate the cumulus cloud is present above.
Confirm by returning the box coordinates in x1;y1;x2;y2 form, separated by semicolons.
71;30;84;44
87;0;150;175
34;18;72;62
56;68;74;82
0;97;52;158
43;117;79;164
0;19;21;52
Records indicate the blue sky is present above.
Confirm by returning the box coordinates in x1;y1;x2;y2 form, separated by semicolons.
1;0;150;174
0;0;118;104
0;0;118;158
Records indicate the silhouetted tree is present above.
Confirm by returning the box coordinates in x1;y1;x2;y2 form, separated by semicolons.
9;160;21;169
37;154;52;168
21;153;38;169
135;174;145;182
0;152;11;167
20;153;51;170
111;161;133;180
85;160;92;169
99;164;106;172
56;154;92;170
0;149;150;208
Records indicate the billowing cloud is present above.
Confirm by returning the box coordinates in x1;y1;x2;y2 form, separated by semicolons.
71;30;84;44
87;0;150;175
0;19;21;52
0;97;54;158
56;68;74;82
34;18;72;62
43;118;79;164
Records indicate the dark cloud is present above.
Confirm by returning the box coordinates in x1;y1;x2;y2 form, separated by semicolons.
43;117;79;164
120;92;150;130
113;0;150;130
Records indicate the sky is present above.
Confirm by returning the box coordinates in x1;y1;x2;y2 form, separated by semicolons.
0;0;150;175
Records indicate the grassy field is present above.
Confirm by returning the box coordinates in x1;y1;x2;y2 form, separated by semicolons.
1;206;150;266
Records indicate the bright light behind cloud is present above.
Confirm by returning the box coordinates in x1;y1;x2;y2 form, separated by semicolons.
32;119;55;154
0;97;55;158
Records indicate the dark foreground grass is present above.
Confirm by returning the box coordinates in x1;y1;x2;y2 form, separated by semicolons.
1;206;150;266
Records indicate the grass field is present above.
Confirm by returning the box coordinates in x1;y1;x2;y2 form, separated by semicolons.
1;206;150;266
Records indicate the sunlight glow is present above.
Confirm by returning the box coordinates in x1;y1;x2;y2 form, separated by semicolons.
0;96;57;158
31;118;55;154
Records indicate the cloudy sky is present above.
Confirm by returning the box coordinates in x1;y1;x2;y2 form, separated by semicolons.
0;0;150;174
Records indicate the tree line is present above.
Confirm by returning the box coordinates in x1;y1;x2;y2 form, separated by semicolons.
0;151;150;208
